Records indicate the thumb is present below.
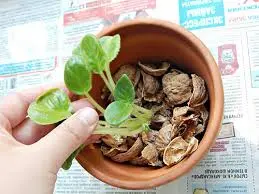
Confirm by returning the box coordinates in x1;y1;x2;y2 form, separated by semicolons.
35;107;99;169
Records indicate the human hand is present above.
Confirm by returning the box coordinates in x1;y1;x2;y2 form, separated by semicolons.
0;84;99;194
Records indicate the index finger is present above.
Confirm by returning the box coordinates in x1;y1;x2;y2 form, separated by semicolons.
0;82;74;133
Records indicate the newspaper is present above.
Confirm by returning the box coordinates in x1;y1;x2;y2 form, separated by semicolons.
0;0;259;193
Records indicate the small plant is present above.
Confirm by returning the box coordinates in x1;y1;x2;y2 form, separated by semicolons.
28;34;153;170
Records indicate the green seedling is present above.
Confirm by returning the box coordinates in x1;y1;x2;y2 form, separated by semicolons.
28;34;153;170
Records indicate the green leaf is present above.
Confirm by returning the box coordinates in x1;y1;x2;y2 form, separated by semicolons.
72;46;88;63
114;74;135;102
80;34;107;74
28;88;72;125
62;144;85;170
72;46;84;57
104;101;133;125
99;34;120;62
64;55;92;95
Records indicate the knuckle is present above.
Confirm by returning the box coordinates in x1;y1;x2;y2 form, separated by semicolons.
59;121;82;142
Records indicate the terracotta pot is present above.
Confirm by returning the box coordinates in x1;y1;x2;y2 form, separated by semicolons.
77;19;224;189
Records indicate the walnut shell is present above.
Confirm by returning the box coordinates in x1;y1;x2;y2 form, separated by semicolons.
138;62;170;76
162;73;192;105
101;135;125;147
141;130;159;145
141;71;160;95
155;124;177;155
101;144;128;158
188;74;208;107
142;143;163;167
143;90;165;103
111;137;144;163
113;64;140;86
173;106;194;118
163;136;198;166
129;156;149;166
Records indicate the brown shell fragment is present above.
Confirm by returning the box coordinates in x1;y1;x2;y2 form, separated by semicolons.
164;97;175;108
134;98;142;106
101;144;128;158
101;135;125;147
141;71;160;94
101;65;140;100
151;102;172;117
129;156;148;166
161;120;171;128
126;136;137;147
174;123;188;137
169;68;184;76
163;137;189;166
155;124;177;154
172;108;200;126
187;137;199;154
141;130;159;145
113;64;140;86
182;125;197;142
173;112;200;137
173;106;194;118
188;74;208;107
163;137;199;166
138;62;170;76
162;73;192;105
143;90;165;103
151;102;173;130
142;143;163;167
195;124;204;135
198;105;209;126
151;114;168;130
151;104;164;114
135;69;141;87
142;102;154;110
118;144;128;152
111;137;144;163
152;114;168;123
186;105;209;135
195;105;209;135
158;102;173;118
101;146;119;158
136;80;144;99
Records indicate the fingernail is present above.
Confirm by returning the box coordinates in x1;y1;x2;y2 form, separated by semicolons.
77;107;99;127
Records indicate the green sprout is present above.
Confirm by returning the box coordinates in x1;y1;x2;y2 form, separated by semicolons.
27;34;153;170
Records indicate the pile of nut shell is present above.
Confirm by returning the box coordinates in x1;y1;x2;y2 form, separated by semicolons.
100;62;209;167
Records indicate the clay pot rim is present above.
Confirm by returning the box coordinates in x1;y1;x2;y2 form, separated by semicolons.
77;18;224;189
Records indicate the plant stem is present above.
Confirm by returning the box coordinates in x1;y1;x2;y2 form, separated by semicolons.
100;72;113;94
85;93;105;113
133;104;152;114
133;104;153;119
98;120;109;125
94;125;144;136
131;109;147;122
98;118;143;130
118;119;143;129
105;66;116;90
